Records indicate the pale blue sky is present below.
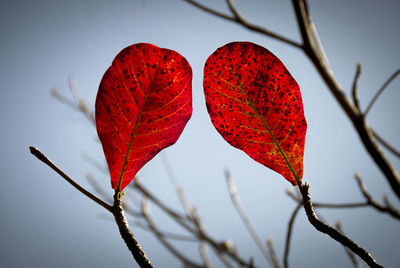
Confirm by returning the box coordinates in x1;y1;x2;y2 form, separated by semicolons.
1;0;399;267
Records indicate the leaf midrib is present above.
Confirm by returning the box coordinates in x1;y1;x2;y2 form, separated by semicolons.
116;93;149;192
225;63;301;185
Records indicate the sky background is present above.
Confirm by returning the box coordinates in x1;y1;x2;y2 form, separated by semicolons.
1;0;400;267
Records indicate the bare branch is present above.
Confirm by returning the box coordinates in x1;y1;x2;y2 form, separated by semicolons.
183;0;302;48
283;203;301;268
292;0;360;121
352;62;362;111
113;191;154;267
291;0;400;199
355;174;400;220
372;130;400;158
335;222;363;268
30;145;153;266
141;198;204;268
134;179;252;267
29;146;113;213
364;69;400;116
224;170;273;265
299;183;383;268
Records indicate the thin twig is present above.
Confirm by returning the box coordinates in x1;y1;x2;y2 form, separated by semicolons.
352;62;362;111
286;189;369;209
283;203;301;268
29;146;112;213
364;69;400;115
267;238;282;268
372;130;400;158
335;222;363;268
29;146;153;266
183;0;302;48
68;76;96;124
161;152;193;219
299;183;383;268
224;170;273;265
355;174;400;220
141;198;204;268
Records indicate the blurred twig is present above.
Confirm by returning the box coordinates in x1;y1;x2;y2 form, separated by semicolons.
267;238;282;268
52;76;95;125
283;203;301;268
224;169;276;267
141;198;204;268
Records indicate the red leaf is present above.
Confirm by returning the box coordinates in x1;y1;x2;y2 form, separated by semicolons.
96;43;192;191
203;42;307;185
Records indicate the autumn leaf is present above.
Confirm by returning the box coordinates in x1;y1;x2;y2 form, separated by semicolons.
96;43;192;191
203;42;307;185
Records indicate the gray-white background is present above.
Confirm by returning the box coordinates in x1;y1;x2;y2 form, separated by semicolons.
1;0;399;267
